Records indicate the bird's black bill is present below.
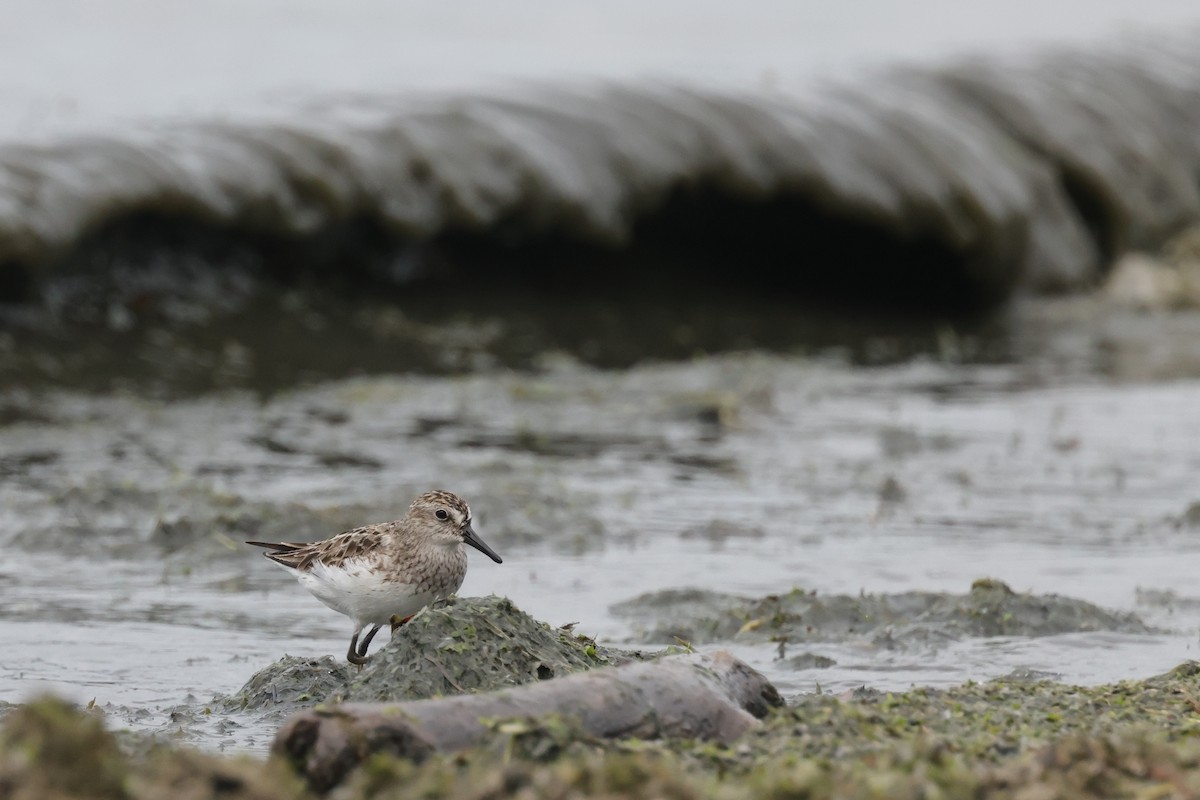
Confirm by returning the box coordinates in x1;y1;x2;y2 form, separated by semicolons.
463;522;503;563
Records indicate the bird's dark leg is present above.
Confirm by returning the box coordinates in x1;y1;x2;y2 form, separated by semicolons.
346;629;370;666
356;623;383;659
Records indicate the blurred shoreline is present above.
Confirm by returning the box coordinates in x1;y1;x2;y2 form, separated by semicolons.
1;32;1199;314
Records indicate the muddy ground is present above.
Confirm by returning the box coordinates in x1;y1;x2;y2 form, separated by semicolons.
3;234;1200;794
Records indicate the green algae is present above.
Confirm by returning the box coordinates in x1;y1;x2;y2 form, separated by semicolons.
339;730;1200;800
0;697;305;800
346;596;646;703
222;596;649;713
335;662;1200;798
736;661;1200;769
611;579;1154;647
0;696;129;799
13;664;1200;798
216;656;353;714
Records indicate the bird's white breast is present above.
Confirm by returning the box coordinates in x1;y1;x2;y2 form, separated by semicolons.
292;559;452;626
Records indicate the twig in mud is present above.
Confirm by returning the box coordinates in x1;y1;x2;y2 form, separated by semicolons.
424;654;466;694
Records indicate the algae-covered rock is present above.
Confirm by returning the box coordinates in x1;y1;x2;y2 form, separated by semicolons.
0;696;304;800
339;727;1200;800
782;652;837;670
217;655;352;714
134;745;305;800
0;697;129;799
223;596;647;714
986;732;1200;798
609;587;755;642
732;660;1200;771
347;595;646;702
611;579;1153;647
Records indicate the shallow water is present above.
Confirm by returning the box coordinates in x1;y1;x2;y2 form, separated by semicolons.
3;299;1200;750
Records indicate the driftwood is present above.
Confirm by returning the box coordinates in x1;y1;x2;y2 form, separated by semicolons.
274;651;781;792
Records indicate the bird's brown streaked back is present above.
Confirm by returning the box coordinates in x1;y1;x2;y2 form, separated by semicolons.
245;525;394;571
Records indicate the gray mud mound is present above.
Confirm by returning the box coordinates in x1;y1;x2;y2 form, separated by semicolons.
612;579;1153;647
347;596;646;702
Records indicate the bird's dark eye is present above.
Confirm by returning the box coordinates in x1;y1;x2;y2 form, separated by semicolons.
435;509;449;521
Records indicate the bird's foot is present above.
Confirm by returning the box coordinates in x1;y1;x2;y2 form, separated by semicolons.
346;629;372;666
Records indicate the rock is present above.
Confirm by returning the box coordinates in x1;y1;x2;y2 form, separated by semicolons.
1178;500;1200;528
218;655;352;714
348;596;643;702
679;519;766;544
1105;251;1200;310
223;597;647;712
878;475;907;504
273;651;781;793
0;696;302;800
0;697;129;799
782;652;837;670
609;588;755;643
612;580;1153;647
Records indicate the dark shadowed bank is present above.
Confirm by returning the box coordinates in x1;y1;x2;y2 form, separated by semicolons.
7;37;1200;393
3;36;1200;315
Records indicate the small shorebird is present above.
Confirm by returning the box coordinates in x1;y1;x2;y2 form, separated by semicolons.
247;490;503;665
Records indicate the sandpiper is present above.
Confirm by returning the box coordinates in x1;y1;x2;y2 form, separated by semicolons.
247;490;503;665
